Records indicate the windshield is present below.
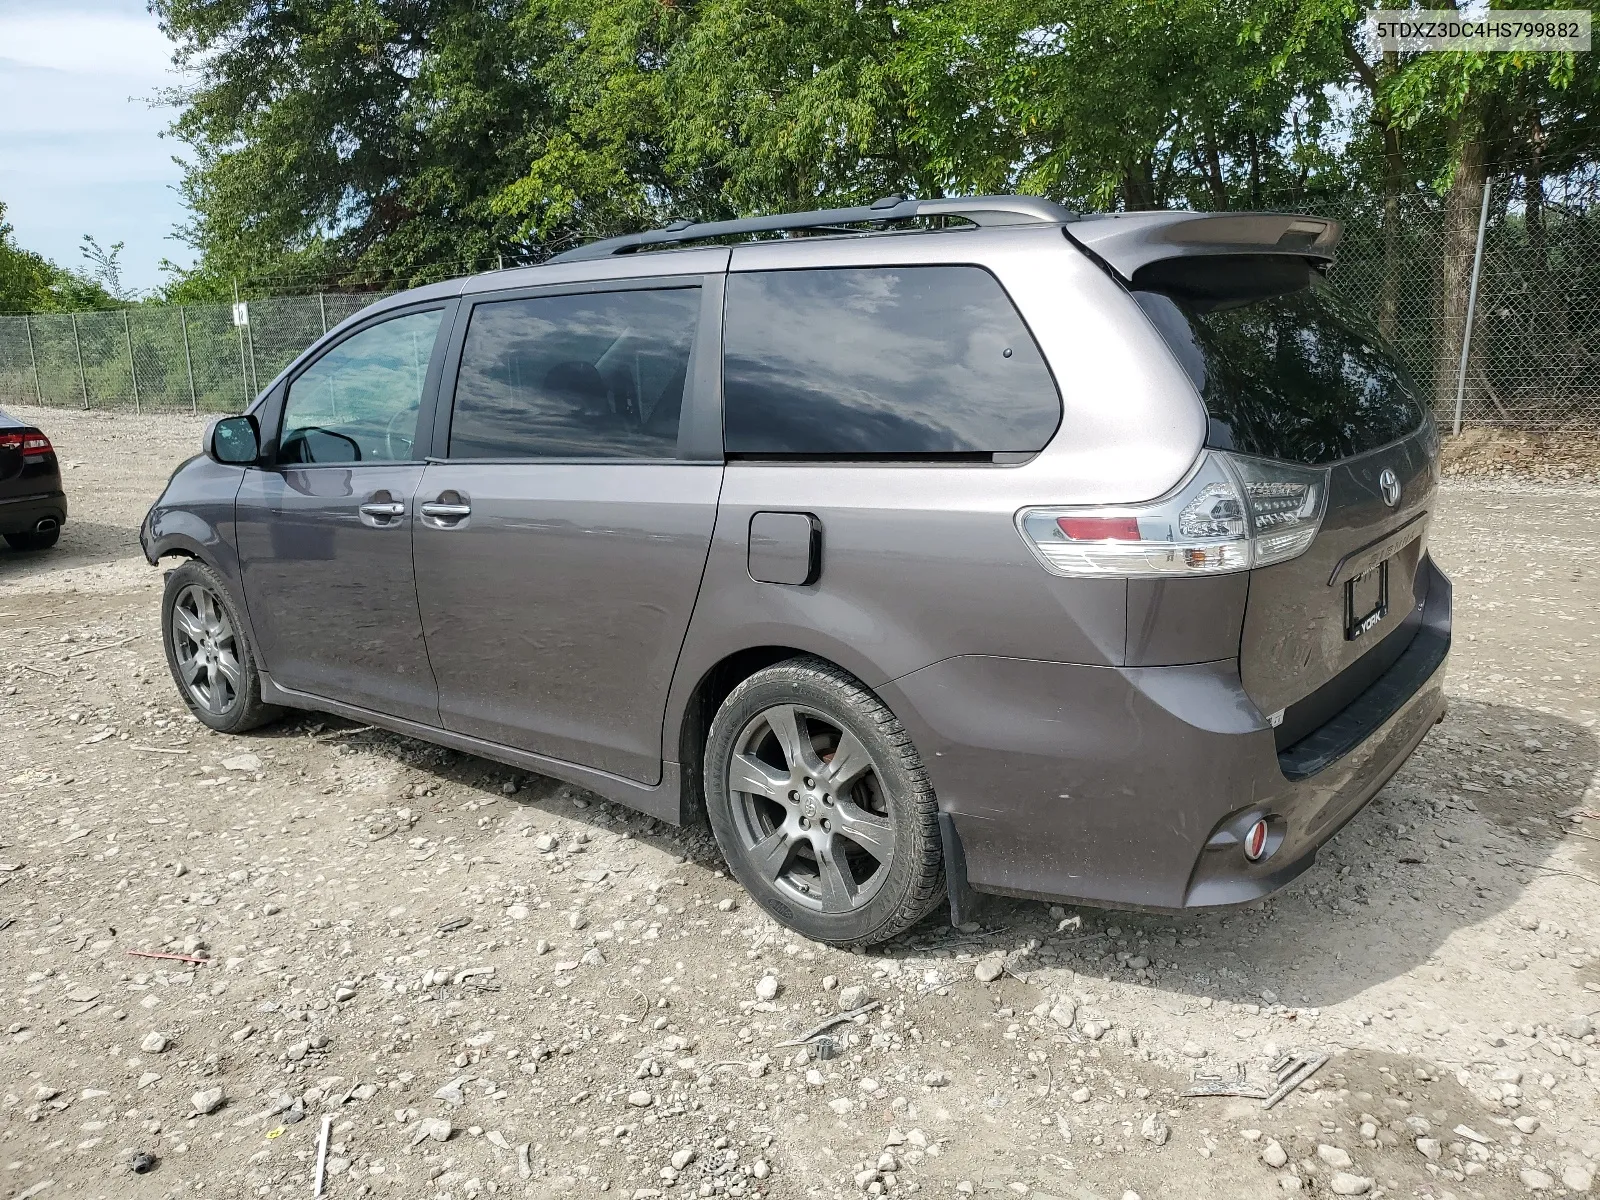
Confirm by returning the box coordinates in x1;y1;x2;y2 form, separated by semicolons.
1134;256;1426;465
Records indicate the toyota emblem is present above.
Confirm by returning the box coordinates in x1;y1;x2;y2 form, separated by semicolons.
1378;468;1402;508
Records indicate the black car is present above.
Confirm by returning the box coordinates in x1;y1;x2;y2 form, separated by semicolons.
0;408;66;551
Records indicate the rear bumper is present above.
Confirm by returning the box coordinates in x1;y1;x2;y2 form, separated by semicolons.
884;556;1451;912
0;490;67;537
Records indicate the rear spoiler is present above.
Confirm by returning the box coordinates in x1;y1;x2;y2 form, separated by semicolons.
1066;211;1341;282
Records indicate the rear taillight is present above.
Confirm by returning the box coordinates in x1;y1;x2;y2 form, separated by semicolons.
1017;451;1328;578
0;431;54;458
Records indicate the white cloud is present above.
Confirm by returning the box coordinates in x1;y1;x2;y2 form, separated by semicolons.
0;0;193;293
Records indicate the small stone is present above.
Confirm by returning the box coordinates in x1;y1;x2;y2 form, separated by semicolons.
1561;1166;1593;1193
1416;1137;1441;1160
1048;1002;1076;1029
568;911;588;931
263;902;281;916
1327;1173;1371;1196
1519;1168;1555;1191
717;897;737;911
534;833;557;852
501;780;518;795
1317;1145;1353;1169
191;1087;224;1115
922;1071;949;1088
1181;1041;1206;1058
838;985;870;1011
751;1158;769;1180
221;753;262;772
1262;1140;1288;1169
1241;1129;1262;1142
410;1117;452;1146
876;1152;899;1172
1565;1014;1596;1040
755;976;780;1001
822;976;838;991
140;1032;168;1054
1140;1114;1168;1146
64;986;98;1003
1514;1117;1541;1134
1070;1087;1091;1104
333;985;355;1002
974;959;1004;983
829;1097;855;1115
627;1091;653;1108
670;1148;695;1170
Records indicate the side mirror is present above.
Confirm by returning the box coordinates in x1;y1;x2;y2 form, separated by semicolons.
207;415;260;465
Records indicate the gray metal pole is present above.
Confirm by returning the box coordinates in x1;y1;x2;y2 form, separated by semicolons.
123;308;140;414
234;279;250;406
71;314;88;408
23;314;42;403
245;317;259;398
180;306;198;414
318;293;328;335
1452;177;1493;436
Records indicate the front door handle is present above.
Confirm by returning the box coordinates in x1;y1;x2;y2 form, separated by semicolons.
419;502;471;518
358;496;406;528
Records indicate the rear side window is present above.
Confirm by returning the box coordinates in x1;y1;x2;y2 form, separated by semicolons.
449;287;700;459
1133;256;1425;465
722;266;1060;457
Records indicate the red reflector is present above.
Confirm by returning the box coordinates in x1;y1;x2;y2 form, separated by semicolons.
1244;819;1269;862
1057;516;1140;541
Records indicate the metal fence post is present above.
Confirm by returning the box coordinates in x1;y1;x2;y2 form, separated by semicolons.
71;313;88;409
318;293;328;336
234;279;250;406
23;315;42;403
123;308;140;414
1452;177;1493;437
180;306;198;414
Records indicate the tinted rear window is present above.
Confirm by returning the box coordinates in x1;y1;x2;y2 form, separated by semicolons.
449;288;699;460
1134;256;1425;465
722;266;1060;457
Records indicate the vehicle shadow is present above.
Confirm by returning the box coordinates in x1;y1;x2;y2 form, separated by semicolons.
0;519;141;575
931;696;1599;1009
240;694;1594;1011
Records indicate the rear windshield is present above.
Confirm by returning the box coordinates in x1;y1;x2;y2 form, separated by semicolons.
1133;256;1425;465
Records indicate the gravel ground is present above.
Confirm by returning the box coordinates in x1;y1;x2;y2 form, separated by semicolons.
2;404;1598;1200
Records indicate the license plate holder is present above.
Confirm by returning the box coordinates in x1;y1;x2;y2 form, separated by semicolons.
1344;558;1389;640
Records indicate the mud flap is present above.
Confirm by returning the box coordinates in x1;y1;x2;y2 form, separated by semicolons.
938;811;982;927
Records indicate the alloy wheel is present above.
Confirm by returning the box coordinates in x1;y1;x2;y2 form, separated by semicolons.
726;703;896;913
170;583;242;716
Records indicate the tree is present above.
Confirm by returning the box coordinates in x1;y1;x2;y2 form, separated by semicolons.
0;201;118;314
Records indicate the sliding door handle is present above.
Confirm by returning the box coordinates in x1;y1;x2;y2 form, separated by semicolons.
419;502;471;518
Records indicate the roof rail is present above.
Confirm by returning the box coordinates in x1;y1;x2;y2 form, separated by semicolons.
546;194;1077;264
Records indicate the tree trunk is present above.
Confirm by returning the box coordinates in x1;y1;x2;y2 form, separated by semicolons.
1201;128;1227;211
1121;156;1156;211
1433;133;1488;411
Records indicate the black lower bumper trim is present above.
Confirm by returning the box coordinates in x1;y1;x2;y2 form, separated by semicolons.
1278;558;1450;781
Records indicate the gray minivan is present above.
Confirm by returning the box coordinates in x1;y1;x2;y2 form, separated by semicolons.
142;196;1450;946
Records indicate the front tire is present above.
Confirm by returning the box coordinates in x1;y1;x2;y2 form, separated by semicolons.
704;656;944;947
161;560;281;734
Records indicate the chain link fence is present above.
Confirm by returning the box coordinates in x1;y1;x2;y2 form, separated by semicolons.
1;173;1597;430
0;292;392;415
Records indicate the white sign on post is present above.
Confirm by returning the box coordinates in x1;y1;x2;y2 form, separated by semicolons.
232;302;250;327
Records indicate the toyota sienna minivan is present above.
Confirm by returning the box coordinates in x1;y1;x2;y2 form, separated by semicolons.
142;195;1449;946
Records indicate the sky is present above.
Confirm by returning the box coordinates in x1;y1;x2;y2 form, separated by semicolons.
0;0;193;296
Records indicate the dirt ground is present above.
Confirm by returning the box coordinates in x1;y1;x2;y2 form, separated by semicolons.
2;404;1598;1200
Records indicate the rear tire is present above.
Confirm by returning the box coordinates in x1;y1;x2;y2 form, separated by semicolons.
704;656;944;947
4;526;60;551
161;560;282;734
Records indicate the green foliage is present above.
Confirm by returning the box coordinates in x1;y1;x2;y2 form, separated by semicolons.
152;0;1599;282
0;201;119;314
